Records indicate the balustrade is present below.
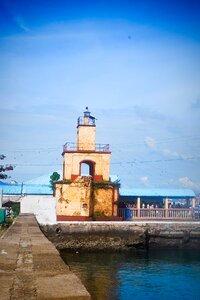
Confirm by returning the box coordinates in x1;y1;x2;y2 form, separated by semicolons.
118;208;195;220
63;142;110;152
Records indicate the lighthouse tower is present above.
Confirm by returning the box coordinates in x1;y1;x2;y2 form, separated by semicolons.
55;108;120;221
62;107;111;182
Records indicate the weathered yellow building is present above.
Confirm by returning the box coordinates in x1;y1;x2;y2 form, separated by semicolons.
55;108;120;221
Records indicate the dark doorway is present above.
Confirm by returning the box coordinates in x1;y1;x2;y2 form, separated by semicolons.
80;160;95;178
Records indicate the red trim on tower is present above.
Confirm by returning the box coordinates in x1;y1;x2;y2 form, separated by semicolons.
62;151;111;155
93;216;123;221
56;215;123;221
93;175;103;181
57;215;93;221
71;174;103;181
71;174;79;181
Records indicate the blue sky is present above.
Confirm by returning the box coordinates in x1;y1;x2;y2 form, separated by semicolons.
0;0;200;192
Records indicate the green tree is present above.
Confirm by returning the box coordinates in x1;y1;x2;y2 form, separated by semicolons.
49;172;60;186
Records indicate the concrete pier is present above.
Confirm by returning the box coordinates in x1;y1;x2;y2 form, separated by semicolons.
0;214;91;299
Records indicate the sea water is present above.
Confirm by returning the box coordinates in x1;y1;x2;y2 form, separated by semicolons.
60;249;200;300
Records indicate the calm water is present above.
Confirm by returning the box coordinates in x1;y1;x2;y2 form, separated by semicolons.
60;249;200;300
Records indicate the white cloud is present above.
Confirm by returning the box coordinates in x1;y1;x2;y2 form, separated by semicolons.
144;136;157;150
161;148;190;160
140;176;151;187
144;136;191;160
179;177;200;191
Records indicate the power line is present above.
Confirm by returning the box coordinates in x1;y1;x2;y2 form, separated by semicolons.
1;134;200;153
8;156;200;167
10;163;61;167
111;156;200;165
110;135;200;147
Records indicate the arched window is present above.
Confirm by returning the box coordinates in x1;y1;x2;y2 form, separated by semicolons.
80;163;90;176
80;160;95;177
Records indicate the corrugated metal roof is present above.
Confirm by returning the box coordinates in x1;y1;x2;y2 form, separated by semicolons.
0;183;53;195
120;188;196;198
0;184;22;195
0;181;9;185
23;184;53;195
0;171;60;195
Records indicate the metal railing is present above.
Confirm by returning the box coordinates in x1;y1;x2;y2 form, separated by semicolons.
118;208;197;220
63;142;110;152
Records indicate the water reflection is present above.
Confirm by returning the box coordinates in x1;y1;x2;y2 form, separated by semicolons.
60;250;200;300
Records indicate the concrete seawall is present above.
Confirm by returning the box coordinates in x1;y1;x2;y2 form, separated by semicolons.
0;214;91;299
41;221;200;251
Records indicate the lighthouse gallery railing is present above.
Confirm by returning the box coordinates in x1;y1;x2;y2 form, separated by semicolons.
63;142;110;152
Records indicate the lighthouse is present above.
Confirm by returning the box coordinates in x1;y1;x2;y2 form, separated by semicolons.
55;108;120;221
62;107;111;182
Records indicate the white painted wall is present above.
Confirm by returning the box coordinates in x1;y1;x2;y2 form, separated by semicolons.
20;195;57;225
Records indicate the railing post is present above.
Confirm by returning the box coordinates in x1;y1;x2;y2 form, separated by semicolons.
191;198;196;220
165;197;168;218
192;198;196;208
137;197;140;218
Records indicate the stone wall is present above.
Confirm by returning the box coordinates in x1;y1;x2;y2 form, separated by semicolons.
93;188;114;216
146;222;200;249
56;177;92;217
41;221;200;251
55;177;120;219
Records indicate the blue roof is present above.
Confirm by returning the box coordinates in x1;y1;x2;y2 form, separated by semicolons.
0;183;53;195
0;184;22;195
0;181;9;185
0;171;61;195
120;188;196;198
23;184;53;195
